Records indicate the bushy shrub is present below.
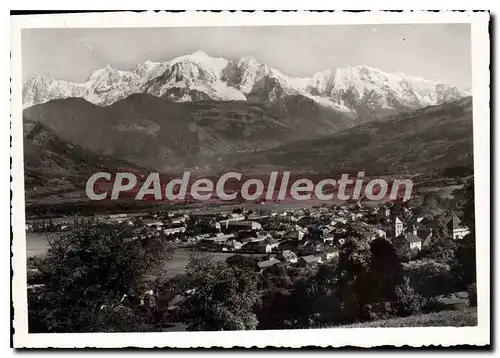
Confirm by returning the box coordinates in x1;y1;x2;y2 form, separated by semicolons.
183;252;260;331
402;259;455;299
394;277;426;316
420;236;458;264
365;302;395;321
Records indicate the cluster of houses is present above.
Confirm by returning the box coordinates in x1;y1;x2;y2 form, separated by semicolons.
26;200;471;272
119;201;469;270
256;247;341;272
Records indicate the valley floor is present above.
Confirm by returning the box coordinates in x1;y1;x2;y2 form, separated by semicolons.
26;232;259;278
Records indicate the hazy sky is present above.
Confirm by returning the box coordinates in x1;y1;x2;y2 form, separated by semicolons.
22;24;471;88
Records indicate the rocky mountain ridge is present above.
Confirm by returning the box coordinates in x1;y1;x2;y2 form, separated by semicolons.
23;51;470;120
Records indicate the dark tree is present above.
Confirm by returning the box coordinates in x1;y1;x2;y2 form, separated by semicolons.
454;233;476;287
333;236;373;322
392;234;412;262
225;254;259;271
27;222;174;333
453;178;476;287
370;237;404;304
182;251;260;331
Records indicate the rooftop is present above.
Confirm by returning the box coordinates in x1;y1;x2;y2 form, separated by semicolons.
257;258;281;269
447;215;465;230
301;255;319;263
405;233;422;244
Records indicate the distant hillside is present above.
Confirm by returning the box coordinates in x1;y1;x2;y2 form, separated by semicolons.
23;94;352;171
23;93;474;183
23;119;141;190
236;97;473;175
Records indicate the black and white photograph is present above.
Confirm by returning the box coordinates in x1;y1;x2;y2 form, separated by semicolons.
10;11;490;348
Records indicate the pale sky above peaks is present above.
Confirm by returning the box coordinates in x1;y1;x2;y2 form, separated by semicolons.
22;24;471;88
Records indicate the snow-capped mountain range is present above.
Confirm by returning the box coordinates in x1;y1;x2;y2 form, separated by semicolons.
23;50;470;118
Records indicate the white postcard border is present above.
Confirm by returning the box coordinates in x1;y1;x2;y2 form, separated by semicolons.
10;10;490;348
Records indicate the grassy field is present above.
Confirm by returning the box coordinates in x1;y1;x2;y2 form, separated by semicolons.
157;248;260;277
26;232;57;258
341;308;477;328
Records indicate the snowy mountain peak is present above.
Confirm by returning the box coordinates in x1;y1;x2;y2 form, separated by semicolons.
191;50;210;57
87;64;128;82
28;75;46;83
135;60;161;77
237;55;260;67
23;52;469;118
170;51;229;78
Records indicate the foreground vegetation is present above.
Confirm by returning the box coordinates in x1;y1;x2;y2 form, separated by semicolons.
341;308;477;328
